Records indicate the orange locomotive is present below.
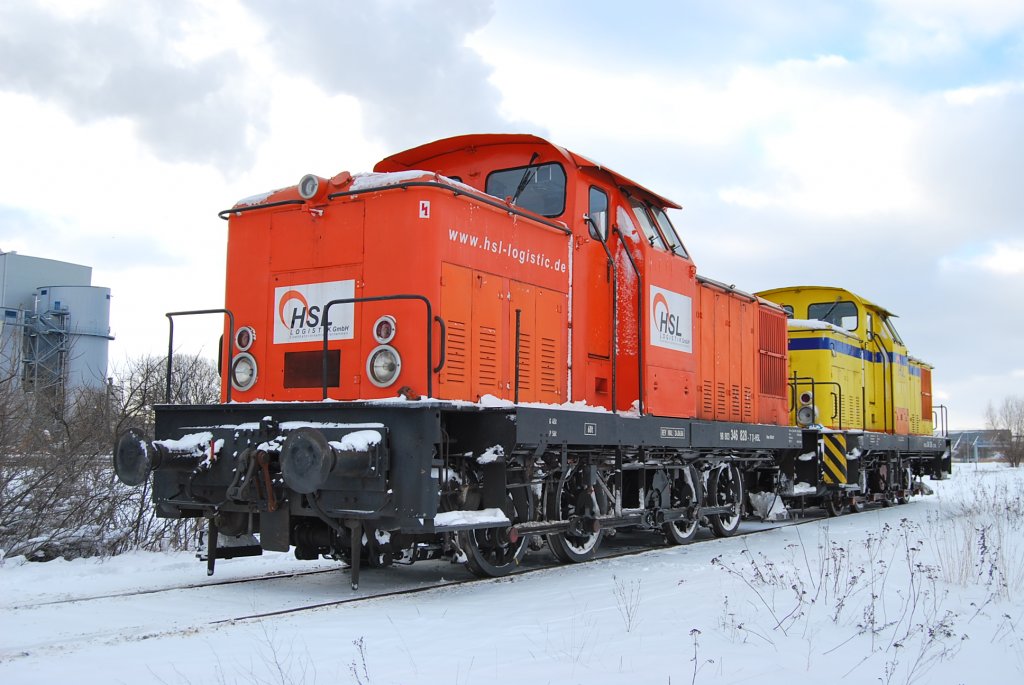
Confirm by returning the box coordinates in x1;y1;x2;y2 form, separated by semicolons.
114;135;949;586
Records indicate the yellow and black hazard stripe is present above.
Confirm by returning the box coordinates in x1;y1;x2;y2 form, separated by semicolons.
822;433;848;485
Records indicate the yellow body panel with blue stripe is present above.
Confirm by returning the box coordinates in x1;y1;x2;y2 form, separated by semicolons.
754;286;934;436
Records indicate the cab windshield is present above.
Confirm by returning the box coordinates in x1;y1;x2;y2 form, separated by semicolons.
808;300;858;331
486;162;567;217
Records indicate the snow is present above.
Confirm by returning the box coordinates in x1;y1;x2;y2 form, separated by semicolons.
788;318;857;337
749;491;789;521
433;507;510;527
476;444;504;463
152;431;214;453
348;169;484;195
791;481;817;494
2;464;1022;684
328;429;382;452
233;189;280;207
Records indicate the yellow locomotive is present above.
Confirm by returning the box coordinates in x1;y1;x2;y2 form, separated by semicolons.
756;286;935;436
754;286;945;513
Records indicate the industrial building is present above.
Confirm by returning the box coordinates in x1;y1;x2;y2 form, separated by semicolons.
0;251;113;404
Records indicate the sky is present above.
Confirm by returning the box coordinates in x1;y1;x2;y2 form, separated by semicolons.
0;0;1022;429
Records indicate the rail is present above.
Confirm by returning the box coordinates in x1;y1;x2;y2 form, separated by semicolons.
165;309;236;404
320;294;444;400
788;372;844;430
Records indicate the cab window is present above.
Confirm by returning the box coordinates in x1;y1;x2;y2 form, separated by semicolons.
588;186;609;240
628;198;667;250
651;206;689;258
883;317;904;345
808;300;858;331
782;305;794;318
486;162;566;217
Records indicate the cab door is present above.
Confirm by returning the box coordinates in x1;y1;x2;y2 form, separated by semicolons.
628;199;698;418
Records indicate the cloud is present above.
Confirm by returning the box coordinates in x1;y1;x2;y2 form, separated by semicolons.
943;80;1024;105
241;0;521;149
913;88;1024;233
0;0;268;174
868;0;1024;62
941;242;1024;275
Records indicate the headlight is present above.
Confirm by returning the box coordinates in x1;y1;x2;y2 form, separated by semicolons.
298;174;321;200
231;352;258;391
235;326;255;352
373;315;396;344
796;405;818;427
366;345;401;387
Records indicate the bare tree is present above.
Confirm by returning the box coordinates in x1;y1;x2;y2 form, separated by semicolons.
985;396;1024;468
113;353;221;436
0;352;220;561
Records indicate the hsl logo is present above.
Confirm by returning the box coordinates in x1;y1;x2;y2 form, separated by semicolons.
278;290;327;330
273;280;354;343
653;292;682;336
650;285;693;353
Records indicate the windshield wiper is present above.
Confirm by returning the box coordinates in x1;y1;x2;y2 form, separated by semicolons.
511;152;540;206
817;297;842;324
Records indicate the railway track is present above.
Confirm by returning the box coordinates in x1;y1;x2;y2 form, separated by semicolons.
213;512;828;624
7;567;339;611
2;510;833;663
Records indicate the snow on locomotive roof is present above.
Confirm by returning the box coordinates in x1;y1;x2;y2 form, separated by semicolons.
787;318;859;338
349;169;440;192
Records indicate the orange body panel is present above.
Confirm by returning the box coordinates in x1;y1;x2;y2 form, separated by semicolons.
694;280;788;425
219;134;787;427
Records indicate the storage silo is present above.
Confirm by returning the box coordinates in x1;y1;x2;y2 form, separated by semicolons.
34;285;113;390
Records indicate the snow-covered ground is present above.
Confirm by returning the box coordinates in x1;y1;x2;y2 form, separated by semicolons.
2;464;1022;684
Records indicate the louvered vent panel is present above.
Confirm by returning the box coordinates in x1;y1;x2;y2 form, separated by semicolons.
477;326;498;389
757;307;788;398
444;320;467;384
540;337;558;394
701;383;714;417
516;332;532;391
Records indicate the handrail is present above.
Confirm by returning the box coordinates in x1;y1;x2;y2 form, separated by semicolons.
788;372;844;430
165;309;235;404
613;226;644;416
217;199;305;220
321;295;437;400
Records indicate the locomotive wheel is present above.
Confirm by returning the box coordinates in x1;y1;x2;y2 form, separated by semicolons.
545;465;608;563
707;463;744;537
823;492;845;517
548;529;603;563
663;465;701;545
896;467;913;505
457;465;533;578
459;526;529;578
849;468;868;513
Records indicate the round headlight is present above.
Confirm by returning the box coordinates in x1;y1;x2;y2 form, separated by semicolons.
799;391;813;405
366;345;401;388
231;352;258;391
373;315;396;344
298;174;320;200
796;405;818;427
235;326;255;352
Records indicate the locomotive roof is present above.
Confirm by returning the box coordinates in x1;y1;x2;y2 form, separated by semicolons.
756;285;898;319
375;133;682;210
